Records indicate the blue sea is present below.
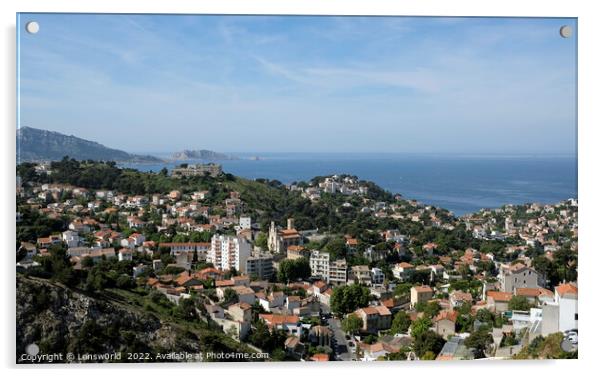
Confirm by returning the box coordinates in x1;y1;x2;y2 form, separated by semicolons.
121;153;577;216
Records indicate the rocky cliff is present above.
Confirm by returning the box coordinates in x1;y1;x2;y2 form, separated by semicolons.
16;275;203;363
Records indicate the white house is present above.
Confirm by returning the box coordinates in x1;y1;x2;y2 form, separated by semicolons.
555;283;578;332
62;230;82;248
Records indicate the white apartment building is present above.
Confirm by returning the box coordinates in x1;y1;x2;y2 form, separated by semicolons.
310;250;330;280
309;250;347;285
209;235;251;273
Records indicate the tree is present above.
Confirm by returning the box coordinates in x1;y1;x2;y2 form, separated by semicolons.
394;283;412;298
40;244;75;286
324;237;347;260
407;269;431;285
255;232;268;250
174;298;197;320
330;284;370;316
416;301;441;319
508;295;531;311
413;330;445;358
410;316;433;338
249;319;286;353
223;288;238;304
475;308;495;325
81;256;94;269
277;258;311;283
464;328;494;358
341;314;362;335
390;311;412;334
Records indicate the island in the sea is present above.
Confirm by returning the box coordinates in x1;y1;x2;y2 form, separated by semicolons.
16;158;578;363
171;149;238;161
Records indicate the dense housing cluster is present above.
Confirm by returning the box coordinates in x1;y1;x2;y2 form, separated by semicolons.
16;159;578;361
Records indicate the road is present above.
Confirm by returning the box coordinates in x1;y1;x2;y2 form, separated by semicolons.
328;317;354;361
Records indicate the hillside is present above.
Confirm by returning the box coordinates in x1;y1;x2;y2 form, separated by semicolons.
16;275;257;363
16;127;162;163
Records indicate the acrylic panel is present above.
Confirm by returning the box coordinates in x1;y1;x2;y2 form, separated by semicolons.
16;13;578;363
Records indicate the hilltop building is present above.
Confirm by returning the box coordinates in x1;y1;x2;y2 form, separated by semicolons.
171;163;222;178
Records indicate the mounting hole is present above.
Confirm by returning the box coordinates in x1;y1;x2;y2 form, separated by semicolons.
559;25;572;38
25;21;39;34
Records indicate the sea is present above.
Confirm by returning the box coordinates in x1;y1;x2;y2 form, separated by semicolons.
120;153;577;216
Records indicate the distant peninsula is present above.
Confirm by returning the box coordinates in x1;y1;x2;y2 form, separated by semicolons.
170;149;238;161
16;126;163;163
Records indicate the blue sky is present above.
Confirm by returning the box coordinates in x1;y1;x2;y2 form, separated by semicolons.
18;14;577;155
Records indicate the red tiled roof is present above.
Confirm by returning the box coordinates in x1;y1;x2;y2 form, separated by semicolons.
556;283;578;297
486;291;513;302
435;310;458;323
310;353;329;362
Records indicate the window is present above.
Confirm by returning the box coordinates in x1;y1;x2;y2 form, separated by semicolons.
575;313;578;320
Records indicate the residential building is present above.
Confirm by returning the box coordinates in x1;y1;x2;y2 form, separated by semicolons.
486;291;513;313
61;230;81;248
351;265;372;286
158;242;210;260
555;283;578;332
434;310;458;337
329;258;347;285
209;235;251;273
245;252;274;280
310;250;330;280
354;305;392;333
498;263;542;293
371;267;385;285
309;250;347;285
392;262;415;281
239;216;252;230
450;291;473;308
287;245;309;260
410;285;434;308
259;314;303;336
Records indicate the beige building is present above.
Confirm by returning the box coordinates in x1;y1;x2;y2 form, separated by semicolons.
245;252;274;280
410;285;434;308
486;291;513;312
351;265;372;285
329;258;348;286
434;310;458;337
354;306;392;333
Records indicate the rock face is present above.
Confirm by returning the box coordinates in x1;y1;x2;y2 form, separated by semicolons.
16;276;201;363
16;127;162;163
171;149;236;161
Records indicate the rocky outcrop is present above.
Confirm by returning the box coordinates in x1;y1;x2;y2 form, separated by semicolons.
16;275;201;363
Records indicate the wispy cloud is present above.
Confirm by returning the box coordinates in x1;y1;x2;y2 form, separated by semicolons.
18;14;576;154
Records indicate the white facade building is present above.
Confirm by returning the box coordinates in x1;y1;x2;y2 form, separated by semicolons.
209;235;251;273
239;216;252;230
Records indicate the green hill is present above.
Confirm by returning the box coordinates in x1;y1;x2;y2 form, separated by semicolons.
16;127;162;163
